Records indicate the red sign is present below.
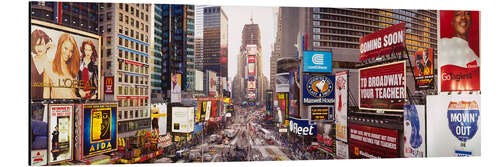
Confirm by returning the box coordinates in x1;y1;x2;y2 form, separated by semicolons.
248;55;255;63
359;23;406;61
349;123;399;158
439;11;480;92
104;77;114;94
124;60;145;66
414;49;434;90
359;61;406;111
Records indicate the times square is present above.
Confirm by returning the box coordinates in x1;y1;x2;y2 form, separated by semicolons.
28;1;481;166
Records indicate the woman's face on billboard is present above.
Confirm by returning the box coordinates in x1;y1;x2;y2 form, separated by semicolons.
61;40;73;62
453;11;471;37
84;44;93;58
35;39;46;55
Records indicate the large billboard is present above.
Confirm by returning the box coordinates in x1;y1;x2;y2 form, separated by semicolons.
275;73;290;93
171;73;182;103
194;70;204;91
248;80;256;91
359;23;406;61
30;20;101;100
335;71;348;142
48;104;73;164
172;107;195;133
303;74;335;104
426;94;480;157
303;51;332;73
248;62;256;76
208;71;218;96
349;123;399;158
277;93;289;123
80;103;117;158
289;72;300;118
403;104;426;158
439;11;480;92
414;49;434;90
247;44;257;55
151;103;167;136
359;61;406;111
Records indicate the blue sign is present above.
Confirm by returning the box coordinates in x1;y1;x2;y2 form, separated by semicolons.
447;103;480;142
303;75;335;104
82;103;117;157
303;51;332;73
288;117;317;136
404;105;423;149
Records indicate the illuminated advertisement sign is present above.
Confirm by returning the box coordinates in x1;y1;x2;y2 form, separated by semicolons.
359;23;406;61
30;19;101;100
208;71;218;96
303;74;335;104
81;103;117;158
171;73;182;103
303;51;332;73
359;61;406;111
278;93;289;121
414;49;434;90
349;123;399;158
48;104;73;164
335;71;348;142
309;106;333;121
288;117;317;136
151;103;167;136
104;76;114;94
172;107;195;133
275;73;290;93
195;70;204;91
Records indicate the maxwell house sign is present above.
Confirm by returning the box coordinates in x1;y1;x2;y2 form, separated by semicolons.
82;103;117;157
447;100;480;142
303;75;335;104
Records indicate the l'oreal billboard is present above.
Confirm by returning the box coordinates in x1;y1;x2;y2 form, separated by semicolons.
303;51;332;73
80;103;117;159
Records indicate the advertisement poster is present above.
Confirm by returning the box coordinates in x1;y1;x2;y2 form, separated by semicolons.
359;23;406;61
31;150;48;166
208;71;218;96
288;118;317;136
359;61;406;111
48;104;73;164
248;80;256;90
336;141;349;159
349;123;399;158
426;94;480;157
309;106;333;121
275;73;290;93
335;71;348;142
104;76;114;94
151;103;167;136
205;101;211;121
195;70;204;91
195;102;202;123
31;20;101;100
171;73;182;103
414;49;434;90
303;51;333;73
172;107;195;133
403;104;426;158
289;72;300;118
303;74;335;104
439;11;480;92
278;93;289;122
81;103;117;158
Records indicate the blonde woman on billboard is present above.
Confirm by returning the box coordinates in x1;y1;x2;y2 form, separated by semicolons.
31;29;53;99
45;33;80;99
77;40;98;99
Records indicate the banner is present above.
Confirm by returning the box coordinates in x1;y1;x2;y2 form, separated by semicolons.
208;71;218;96
309;106;333;121
30;20;101;100
336;141;349;159
195;70;204;91
359;61;406;111
277;93;289;122
48;104;73;164
289;72;300;118
172;107;195;133
288;118;317;136
275;73;290;93
303;74;335;104
426;94;480;157
359;23;406;61
195;102;202;123
104;76;114;94
81;103;117;158
349;123;399;158
403;104;426;158
151;103;167;136
335;71;348;142
439;11;480;92
205;101;211;121
414;49;434;90
171;73;182;103
303;51;333;73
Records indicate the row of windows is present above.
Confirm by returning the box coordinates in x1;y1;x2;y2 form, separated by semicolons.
117;71;149;84
117;85;148;96
118;36;149;54
118;13;149;33
118;49;149;64
119;3;150;13
118;119;151;133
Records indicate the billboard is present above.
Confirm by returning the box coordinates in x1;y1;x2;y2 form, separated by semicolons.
439;11;480;92
80;103;117;158
104;76;114;94
349;123;399;158
309;106;333;121
359;61;406;111
48;104;73;164
426;94;480;157
289;72;300;118
248;62;256;76
414;49;434;90
195;70;204;91
30;19;101;100
303;51;332;73
171;73;182;103
288;118;317;136
359;23;406;61
208;71;218;96
172;107;195;133
195;102;202;123
335;71;348;142
205;101;211;121
247;44;257;55
151;103;167;136
275;73;290;93
277;93;289;122
403;104;426;158
248;80;256;91
303;74;335;104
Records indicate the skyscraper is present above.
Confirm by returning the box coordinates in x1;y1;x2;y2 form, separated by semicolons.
203;6;228;78
151;5;163;102
30;2;99;34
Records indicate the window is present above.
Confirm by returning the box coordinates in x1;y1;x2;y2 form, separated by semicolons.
136;21;139;28
141;12;144;20
106;49;111;57
131;30;134;37
131;7;134;15
313;21;320;26
119;25;123;33
146;15;148;22
118;111;122;119
135;110;139;118
313;42;320;47
119;13;123;21
118;86;122;95
313;14;320;19
145;25;148;33
106;36;111;45
118;61;123;70
131;18;134;27
124;110;128;119
125;16;128;24
125;4;129;12
313;28;320;33
136;9;139;17
106;12;112;21
107;24;111;32
313;35;320;40
119;3;123;9
119;38;122;46
106;61;111;70
118;73;122;82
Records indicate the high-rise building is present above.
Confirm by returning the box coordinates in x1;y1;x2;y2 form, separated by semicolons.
151;5;163;102
99;3;152;138
194;37;204;71
203;6;228;78
30;2;99;34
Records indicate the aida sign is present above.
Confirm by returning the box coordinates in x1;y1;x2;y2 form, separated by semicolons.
359;23;406;61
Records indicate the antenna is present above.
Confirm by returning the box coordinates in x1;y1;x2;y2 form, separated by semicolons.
250;10;254;24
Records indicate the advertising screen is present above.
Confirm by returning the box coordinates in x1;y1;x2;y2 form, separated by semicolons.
277;93;289;121
359;23;406;61
275;73;290;93
48;104;73;164
195;70;204;91
247;44;257;55
335;71;348;142
171;73;182;103
403;104;426;158
309;106;333;121
172;107;195;133
439;11;480;92
349;123;399;158
303;51;332;73
151;103;167;136
289;72;300;118
104;76;114;94
208;71;218;96
414;49;434;90
303;74;335;104
359;61;406;111
30;20;101;100
248;62;256;76
426;94;480;157
81;103;117;158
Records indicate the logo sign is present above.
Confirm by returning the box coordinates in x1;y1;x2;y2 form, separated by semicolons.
309;106;333;121
414;48;434;90
31;150;47;166
349;123;399;158
104;77;114;94
404;105;426;158
335;71;348;142
447;101;480;142
359;23;406;61
288;118;317;136
359;61;406;111
303;75;335;104
303;51;332;73
48;104;73;164
81;103;117;158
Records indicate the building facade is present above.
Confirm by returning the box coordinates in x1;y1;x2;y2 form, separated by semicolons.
203;6;228;78
30;2;99;34
151;5;163;102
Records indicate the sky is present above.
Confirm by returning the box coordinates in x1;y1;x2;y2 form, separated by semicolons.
221;6;278;82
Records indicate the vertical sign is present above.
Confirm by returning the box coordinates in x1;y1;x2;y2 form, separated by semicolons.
335;71;348;142
403;104;426;158
81;103;117;158
104;76;114;94
171;73;182;103
414;49;434;90
48;104;73;164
